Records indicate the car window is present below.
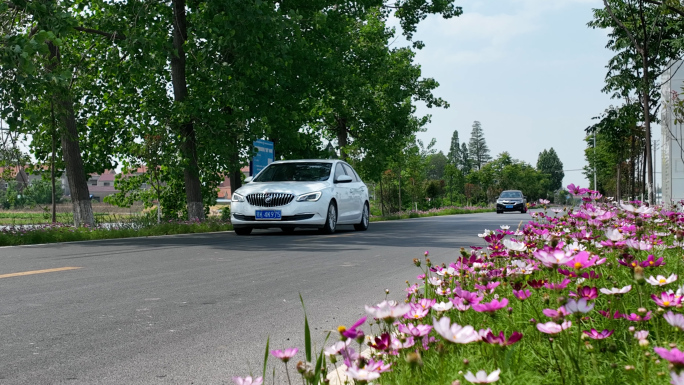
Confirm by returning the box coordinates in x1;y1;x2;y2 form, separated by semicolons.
334;163;346;181
341;164;358;182
500;191;522;198
254;163;332;182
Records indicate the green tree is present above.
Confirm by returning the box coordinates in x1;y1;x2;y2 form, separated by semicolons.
468;121;491;170
537;147;564;194
447;129;460;165
426;151;447;180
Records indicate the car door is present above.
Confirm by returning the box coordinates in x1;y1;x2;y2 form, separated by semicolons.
333;163;353;222
342;163;363;220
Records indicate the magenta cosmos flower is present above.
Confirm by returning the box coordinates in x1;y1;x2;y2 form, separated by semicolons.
641;254;665;268
543;279;571;290
655;347;684;368
472;298;509;313
270;348;298;363
482;331;523;346
569;286;598;300
536;321;572;334
564;251;605;270
624;312;652;322
651;292;683;308
232;376;263;385
582;329;614;340
340;316;366;340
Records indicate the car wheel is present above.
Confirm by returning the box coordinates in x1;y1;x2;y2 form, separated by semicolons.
521;208;527;214
234;227;252;236
320;202;337;234
496;210;502;214
354;203;370;231
281;227;295;233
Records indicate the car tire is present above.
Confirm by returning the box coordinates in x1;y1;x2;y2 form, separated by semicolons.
496;210;502;214
354;203;370;231
281;227;295;233
234;227;252;236
320;202;337;234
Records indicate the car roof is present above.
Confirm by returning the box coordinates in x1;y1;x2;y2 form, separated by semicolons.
269;159;339;164
501;190;523;193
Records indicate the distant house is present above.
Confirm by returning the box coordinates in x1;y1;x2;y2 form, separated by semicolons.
87;170;118;202
0;165;69;196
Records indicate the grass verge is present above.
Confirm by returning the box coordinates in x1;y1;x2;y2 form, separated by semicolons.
370;205;495;222
0;219;232;247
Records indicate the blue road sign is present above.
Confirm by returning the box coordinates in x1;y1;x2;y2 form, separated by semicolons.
251;139;274;176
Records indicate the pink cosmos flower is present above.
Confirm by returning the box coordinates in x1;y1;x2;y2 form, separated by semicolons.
564;251;605;270
436;287;452;296
567;183;589;196
624;312;652;322
390;336;415;350
664;311;684;330
474;281;501;293
397;323;432;337
482;331;523;346
270;348;298;363
464;369;501;383
598;309;624;319
655;347;684;368
633;330;649;340
513;289;532;301
450;296;472;311
543;279;571;290
432;317;481;344
472;298;509;313
625;238;653;251
404;305;429;319
582;329;614;339
232;376;263;385
454;288;483;304
651;292;683;308
670;371;684;385
324;340;351;356
536;321;572;334
543;306;569;320
533;249;573;268
365;359;392;373
416;298;436;310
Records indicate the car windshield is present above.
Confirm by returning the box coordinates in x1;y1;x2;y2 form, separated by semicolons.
253;163;332;182
500;191;522;198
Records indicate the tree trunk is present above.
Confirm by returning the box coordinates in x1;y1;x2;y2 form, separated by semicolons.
171;0;204;220
641;53;654;204
380;179;385;216
616;162;621;201
59;97;94;227
51;101;57;224
46;40;94;227
336;117;348;161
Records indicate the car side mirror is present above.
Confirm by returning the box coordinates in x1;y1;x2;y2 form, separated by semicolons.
244;176;253;183
335;175;353;183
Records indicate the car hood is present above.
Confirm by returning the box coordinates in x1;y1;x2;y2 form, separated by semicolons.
499;198;524;202
234;181;331;196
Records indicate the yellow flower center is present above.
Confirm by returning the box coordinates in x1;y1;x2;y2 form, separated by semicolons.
337;326;347;333
664;301;671;306
414;314;420;318
574;262;582;269
650;261;654;265
660;279;667;284
631;262;637;267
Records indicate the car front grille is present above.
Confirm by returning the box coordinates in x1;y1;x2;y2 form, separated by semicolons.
232;214;315;221
246;193;295;207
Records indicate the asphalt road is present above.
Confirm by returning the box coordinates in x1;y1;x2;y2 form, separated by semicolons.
0;211;532;384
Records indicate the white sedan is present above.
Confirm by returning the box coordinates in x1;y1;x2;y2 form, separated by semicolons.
230;159;370;235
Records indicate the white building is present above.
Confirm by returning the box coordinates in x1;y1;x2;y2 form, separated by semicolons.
660;60;684;207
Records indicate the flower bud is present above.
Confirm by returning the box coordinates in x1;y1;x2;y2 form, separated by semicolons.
639;339;650;347
405;351;423;368
638;307;647;314
385;289;390;295
463;359;470;365
425;258;432;267
634;266;645;284
413;258;421;267
625;365;635;371
628;326;635;332
452;381;462;385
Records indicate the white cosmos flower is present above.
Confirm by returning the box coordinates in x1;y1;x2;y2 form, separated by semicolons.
500;225;510;230
478;229;492;238
432;301;454;312
464;369;501;383
503;238;527;251
646;274;678;286
600;285;632;295
605;228;624;241
432;317;480;344
365;300;411;319
564;241;586;253
428;277;442;286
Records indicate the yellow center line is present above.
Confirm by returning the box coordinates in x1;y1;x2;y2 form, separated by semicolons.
0;267;82;279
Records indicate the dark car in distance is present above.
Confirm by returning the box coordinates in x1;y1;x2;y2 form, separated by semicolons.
496;190;527;214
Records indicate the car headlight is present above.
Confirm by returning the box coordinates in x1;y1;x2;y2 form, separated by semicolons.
232;193;245;202
296;192;322;202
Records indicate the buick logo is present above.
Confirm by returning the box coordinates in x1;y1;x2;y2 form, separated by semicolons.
264;194;273;203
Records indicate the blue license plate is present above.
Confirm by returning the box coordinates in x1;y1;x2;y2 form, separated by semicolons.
255;210;281;220
505;205;513;209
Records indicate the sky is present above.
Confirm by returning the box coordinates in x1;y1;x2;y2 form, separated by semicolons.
399;0;654;188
